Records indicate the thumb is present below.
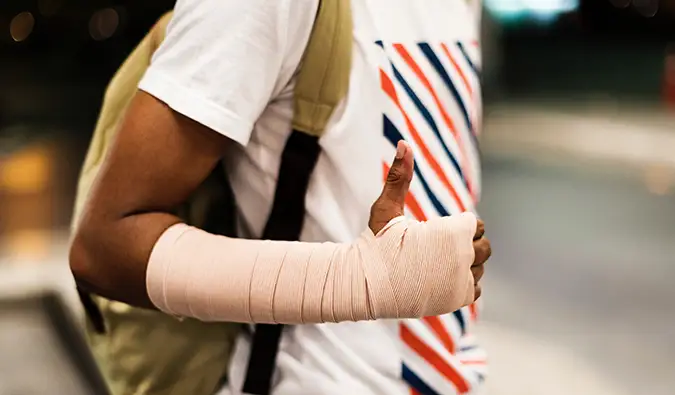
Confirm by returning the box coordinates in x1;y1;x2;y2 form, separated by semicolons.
382;140;414;206
369;140;415;234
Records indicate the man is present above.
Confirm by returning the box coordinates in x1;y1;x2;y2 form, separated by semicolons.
70;0;490;394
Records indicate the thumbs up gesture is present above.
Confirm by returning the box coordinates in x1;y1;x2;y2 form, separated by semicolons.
369;141;490;303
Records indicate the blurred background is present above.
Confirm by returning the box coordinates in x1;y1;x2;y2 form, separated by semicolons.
1;0;674;394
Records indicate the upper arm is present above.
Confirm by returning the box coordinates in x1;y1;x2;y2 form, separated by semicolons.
85;91;228;222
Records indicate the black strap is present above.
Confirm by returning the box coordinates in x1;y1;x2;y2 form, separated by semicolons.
77;288;106;334
241;130;321;395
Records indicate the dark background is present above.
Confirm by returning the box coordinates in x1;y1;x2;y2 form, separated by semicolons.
1;0;674;142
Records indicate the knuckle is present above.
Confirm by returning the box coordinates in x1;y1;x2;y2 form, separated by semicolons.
474;285;482;301
474;224;485;240
479;238;491;259
474;238;491;256
471;265;485;280
472;239;482;252
386;167;404;185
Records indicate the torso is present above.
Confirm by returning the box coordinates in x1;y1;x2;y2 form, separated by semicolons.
222;1;485;394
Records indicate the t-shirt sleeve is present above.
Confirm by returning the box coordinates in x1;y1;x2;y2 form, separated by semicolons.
138;0;318;146
467;0;482;29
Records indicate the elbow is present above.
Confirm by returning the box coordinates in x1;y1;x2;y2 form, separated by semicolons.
69;227;97;292
69;217;154;309
69;223;110;296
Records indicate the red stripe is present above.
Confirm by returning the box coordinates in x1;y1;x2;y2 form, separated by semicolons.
380;69;466;212
410;389;422;395
460;359;487;366
439;43;474;97
400;323;471;393
393;44;474;202
423;316;456;354
405;193;427;222
440;43;480;140
383;162;428;221
468;303;478;321
440;43;481;138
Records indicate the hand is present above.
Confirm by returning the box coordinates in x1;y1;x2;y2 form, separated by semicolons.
369;140;491;303
471;219;491;301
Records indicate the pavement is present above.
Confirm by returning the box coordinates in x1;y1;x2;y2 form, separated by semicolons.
2;104;674;394
476;104;675;395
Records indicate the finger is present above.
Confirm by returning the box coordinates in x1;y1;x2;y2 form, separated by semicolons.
474;219;485;240
473;284;482;301
369;140;414;234
379;140;414;211
473;237;491;266
471;264;485;283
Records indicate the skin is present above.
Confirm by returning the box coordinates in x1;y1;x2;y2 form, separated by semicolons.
368;140;491;301
70;90;491;311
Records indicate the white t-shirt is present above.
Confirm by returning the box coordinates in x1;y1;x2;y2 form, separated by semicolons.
139;0;486;394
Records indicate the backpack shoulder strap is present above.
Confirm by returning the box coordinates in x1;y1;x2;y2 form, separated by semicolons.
72;11;173;231
242;1;353;394
291;0;352;137
152;11;173;44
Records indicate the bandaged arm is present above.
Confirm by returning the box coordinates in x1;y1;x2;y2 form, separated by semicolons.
147;212;477;324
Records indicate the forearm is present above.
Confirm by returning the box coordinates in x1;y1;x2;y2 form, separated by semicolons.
146;214;477;324
72;211;476;325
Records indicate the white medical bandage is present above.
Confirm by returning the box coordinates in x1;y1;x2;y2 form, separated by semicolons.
146;213;477;323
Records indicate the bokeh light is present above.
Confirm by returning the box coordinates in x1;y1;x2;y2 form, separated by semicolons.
88;8;119;41
9;12;35;43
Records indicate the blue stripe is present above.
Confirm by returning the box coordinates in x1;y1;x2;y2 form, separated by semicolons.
384;115;448;217
453;310;466;334
418;43;477;143
458;345;477;352
402;363;441;395
456;42;480;76
390;64;467;187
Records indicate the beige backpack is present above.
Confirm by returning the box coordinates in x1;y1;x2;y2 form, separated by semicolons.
72;1;353;394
